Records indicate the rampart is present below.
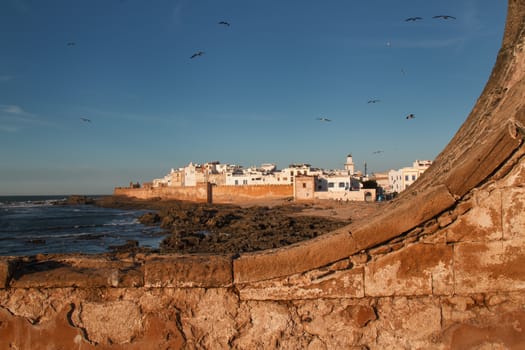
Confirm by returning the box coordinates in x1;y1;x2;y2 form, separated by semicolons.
114;183;293;204
1;1;525;348
114;184;210;202
211;184;293;203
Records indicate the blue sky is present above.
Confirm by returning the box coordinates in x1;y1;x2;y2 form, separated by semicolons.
0;0;507;195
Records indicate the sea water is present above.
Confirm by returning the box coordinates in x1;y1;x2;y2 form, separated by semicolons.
0;195;166;256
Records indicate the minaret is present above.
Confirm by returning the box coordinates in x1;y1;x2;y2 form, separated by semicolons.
344;154;355;175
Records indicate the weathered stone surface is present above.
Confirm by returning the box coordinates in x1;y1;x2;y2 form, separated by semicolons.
238;267;364;300
446;188;503;243
351;185;456;250
1;288;64;324
502;187;525;239
442;310;525;349
365;243;453;296
234;229;357;283
233;301;293;349
443;128;522;198
0;305;90;350
294;299;373;349
72;300;143;345
180;288;239;349
454;240;525;294
144;254;232;287
9;258;143;288
341;304;377;328
374;297;442;348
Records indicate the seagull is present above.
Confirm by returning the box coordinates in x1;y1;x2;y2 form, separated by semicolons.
80;117;91;123
367;99;381;104
405;17;423;22
316;117;331;122
373;150;384;154
433;15;456;20
406;114;415;120
190;51;205;59
218;21;230;26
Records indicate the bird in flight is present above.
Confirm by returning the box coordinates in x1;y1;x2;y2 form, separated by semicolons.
80;117;91;123
190;51;205;59
433;15;456;20
373;150;384;154
367;99;381;104
405;17;423;22
316;117;331;122
406;114;416;120
66;42;76;46
218;21;230;26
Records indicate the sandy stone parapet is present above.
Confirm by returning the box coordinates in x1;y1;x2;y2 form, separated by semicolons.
144;254;233;288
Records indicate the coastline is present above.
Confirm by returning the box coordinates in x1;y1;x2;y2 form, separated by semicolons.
93;195;383;255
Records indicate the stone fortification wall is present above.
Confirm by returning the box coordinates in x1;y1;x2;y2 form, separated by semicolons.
1;0;524;348
114;184;293;204
114;184;209;202
211;184;293;203
314;188;376;201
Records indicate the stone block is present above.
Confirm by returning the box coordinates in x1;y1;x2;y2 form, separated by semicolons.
444;128;522;198
454;241;525;294
238;267;364;300
375;297;442;348
365;243;453;296
502;187;525;239
234;229;357;284
9;257;143;288
446;188;503;243
72;300;143;345
144;254;232;287
352;185;456;250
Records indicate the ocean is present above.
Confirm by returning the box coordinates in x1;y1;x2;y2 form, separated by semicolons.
0;195;166;256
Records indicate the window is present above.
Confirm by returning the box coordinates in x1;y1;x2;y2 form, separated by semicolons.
302;183;307;188
328;182;334;188
234;180;238;185
405;175;409;181
412;175;416;181
338;182;345;188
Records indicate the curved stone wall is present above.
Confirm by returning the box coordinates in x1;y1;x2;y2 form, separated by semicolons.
1;1;524;348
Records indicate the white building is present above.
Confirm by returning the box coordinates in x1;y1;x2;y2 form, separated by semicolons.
388;160;433;193
344;154;355;175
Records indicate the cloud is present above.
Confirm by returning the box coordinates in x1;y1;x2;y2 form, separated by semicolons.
2;105;25;115
0;104;53;132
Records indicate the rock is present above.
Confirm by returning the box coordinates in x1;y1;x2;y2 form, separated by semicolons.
138;212;161;225
57;195;94;205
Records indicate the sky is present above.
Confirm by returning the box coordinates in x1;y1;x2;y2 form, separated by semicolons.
0;0;507;195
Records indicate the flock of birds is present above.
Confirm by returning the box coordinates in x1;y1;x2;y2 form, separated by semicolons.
313;14;456;130
73;13;455;147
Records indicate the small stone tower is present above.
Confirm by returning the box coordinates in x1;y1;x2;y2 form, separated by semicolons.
344;154;355;175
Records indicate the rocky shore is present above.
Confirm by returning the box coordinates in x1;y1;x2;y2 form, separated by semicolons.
95;196;382;255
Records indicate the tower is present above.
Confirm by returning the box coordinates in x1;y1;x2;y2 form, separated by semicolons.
345;154;355;175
